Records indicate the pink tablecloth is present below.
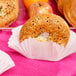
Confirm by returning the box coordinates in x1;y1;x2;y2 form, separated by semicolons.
1;0;76;76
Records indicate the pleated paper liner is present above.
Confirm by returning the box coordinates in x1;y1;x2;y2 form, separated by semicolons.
0;50;15;75
8;25;76;61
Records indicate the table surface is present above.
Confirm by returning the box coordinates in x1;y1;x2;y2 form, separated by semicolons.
0;0;76;76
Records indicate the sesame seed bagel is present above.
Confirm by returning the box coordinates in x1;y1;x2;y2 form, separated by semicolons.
0;0;19;27
20;14;70;46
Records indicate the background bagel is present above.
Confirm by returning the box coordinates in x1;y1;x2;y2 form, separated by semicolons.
57;0;64;15
63;0;76;27
19;14;70;46
0;0;19;27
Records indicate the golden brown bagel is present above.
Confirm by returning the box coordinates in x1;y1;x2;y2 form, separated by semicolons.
19;14;70;46
63;0;76;27
0;0;19;27
57;0;64;15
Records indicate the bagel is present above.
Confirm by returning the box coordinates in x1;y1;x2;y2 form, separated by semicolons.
57;0;64;15
63;0;76;27
0;0;19;27
19;14;70;46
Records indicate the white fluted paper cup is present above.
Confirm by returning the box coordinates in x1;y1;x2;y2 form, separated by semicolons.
0;50;15;75
8;26;76;61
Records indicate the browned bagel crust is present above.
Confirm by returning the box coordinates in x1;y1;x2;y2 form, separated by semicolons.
20;14;70;46
0;0;19;27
